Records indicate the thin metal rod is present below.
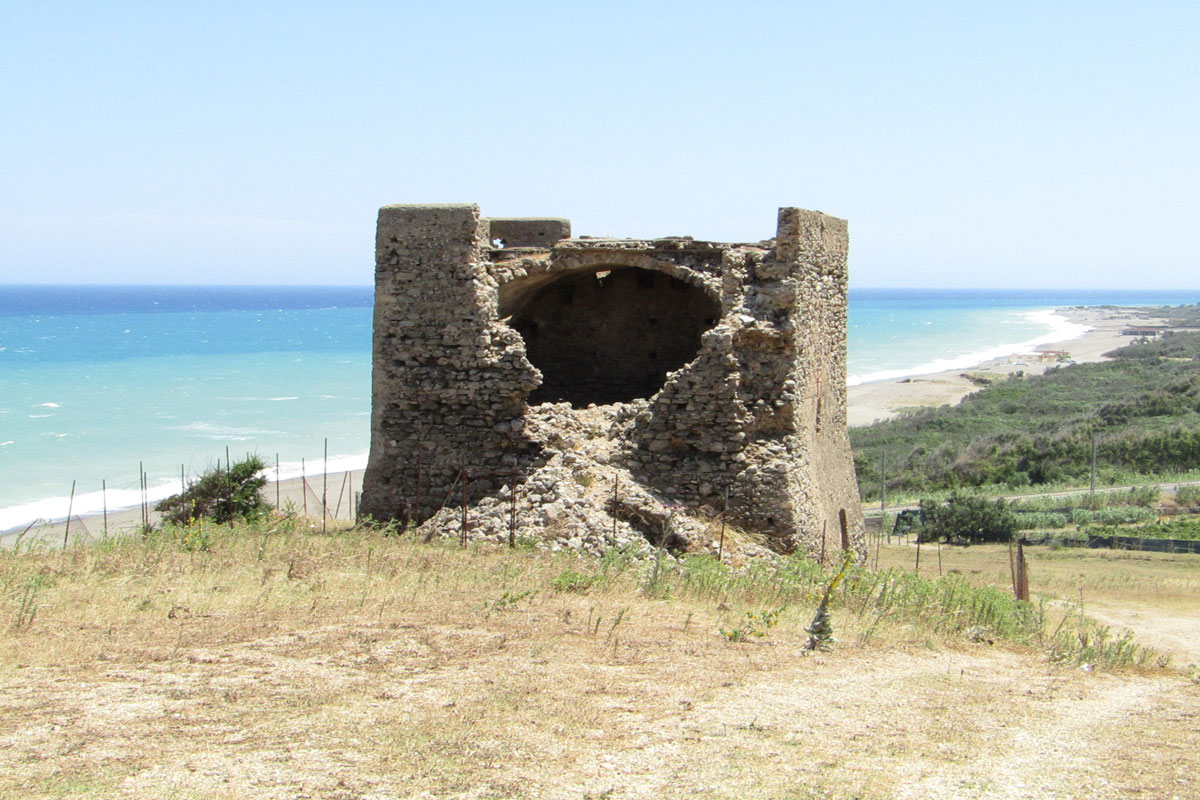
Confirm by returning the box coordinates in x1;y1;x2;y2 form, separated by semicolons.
138;461;145;529
63;480;76;549
511;465;520;546
1091;434;1098;497
334;470;349;519
226;446;233;528
459;465;469;547
718;486;728;562
612;475;619;541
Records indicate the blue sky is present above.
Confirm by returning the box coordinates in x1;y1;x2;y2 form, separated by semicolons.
2;1;1197;288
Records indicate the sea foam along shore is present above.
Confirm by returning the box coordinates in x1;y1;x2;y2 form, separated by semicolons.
847;306;1140;428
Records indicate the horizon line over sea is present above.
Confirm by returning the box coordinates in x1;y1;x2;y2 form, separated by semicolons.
2;285;1198;532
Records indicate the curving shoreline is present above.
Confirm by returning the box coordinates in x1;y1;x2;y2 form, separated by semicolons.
846;306;1149;427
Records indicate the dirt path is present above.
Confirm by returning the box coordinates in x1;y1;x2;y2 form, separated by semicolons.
1081;599;1200;665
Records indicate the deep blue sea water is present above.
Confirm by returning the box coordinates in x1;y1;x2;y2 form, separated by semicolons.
2;285;1198;530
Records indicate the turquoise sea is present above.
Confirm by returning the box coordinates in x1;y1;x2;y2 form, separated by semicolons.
2;285;1198;530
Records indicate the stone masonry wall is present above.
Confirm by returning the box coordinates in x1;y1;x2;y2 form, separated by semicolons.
360;204;865;561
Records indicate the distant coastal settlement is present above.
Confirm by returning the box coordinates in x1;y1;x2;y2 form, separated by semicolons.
1;289;1199;537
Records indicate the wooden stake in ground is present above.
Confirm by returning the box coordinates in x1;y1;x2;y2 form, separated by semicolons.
1015;540;1030;602
301;458;308;517
1008;533;1018;598
914;535;921;575
322;438;328;535
102;479;108;538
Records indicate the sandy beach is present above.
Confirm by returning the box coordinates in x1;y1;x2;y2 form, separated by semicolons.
847;306;1150;428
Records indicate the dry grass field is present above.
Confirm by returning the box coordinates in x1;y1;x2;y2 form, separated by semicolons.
873;539;1200;664
1;522;1197;800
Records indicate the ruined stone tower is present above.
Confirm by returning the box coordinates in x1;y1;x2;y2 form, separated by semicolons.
361;204;865;560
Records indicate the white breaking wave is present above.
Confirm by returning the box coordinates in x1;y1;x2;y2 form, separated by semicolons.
264;452;369;483
171;422;287;441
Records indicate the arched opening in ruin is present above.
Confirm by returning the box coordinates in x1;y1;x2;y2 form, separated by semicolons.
499;266;721;407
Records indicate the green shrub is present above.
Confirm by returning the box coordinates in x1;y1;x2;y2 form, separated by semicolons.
551;569;600;593
156;456;269;526
918;492;1017;544
1176;484;1200;506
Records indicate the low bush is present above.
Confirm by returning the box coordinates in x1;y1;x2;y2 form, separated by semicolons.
1175;484;1200;506
918;492;1018;543
156;456;269;526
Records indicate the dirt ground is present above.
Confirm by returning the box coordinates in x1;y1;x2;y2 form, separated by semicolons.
1;607;1196;798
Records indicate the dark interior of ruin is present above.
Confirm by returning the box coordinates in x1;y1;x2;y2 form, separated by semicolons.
501;267;721;407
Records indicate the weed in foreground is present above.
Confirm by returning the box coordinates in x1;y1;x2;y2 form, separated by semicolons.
1046;606;1171;669
484;590;535;614
805;555;852;651
720;608;782;642
551;568;601;594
